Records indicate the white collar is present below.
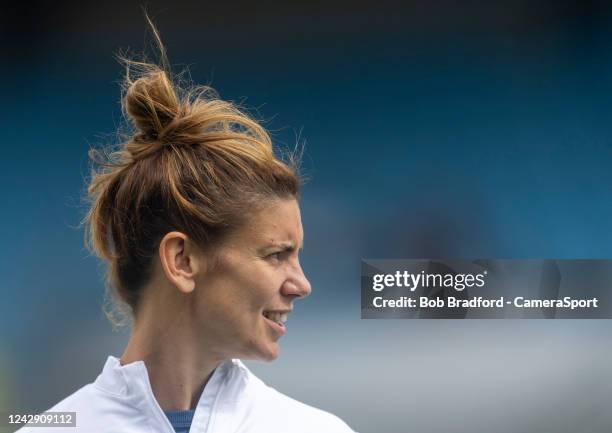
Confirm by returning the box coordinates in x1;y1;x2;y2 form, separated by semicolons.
93;356;249;433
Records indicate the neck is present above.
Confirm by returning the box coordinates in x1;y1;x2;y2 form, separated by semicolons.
120;284;221;411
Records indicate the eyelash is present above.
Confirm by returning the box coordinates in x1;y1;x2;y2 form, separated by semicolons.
268;252;283;260
267;250;291;261
266;248;301;262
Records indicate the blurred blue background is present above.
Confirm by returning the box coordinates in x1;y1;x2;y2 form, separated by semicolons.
2;1;612;432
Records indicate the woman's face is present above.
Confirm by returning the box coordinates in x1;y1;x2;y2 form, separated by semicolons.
192;198;311;362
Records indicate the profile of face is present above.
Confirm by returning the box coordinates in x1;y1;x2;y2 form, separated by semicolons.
190;198;311;362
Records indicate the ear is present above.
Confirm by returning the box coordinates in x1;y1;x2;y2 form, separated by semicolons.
158;231;203;294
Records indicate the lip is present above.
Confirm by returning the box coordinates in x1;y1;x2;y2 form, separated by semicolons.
262;314;287;337
263;309;292;314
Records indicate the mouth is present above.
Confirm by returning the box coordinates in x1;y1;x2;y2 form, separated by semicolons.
262;311;289;336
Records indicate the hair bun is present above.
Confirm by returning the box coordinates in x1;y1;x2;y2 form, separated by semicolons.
123;67;179;142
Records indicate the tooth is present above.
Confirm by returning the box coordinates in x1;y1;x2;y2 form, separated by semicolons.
264;312;289;324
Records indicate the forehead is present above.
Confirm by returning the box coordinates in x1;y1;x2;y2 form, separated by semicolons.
228;198;303;247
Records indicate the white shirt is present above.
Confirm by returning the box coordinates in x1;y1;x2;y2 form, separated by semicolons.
15;356;356;433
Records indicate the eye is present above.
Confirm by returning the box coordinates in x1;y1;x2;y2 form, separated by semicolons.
266;251;281;261
267;250;288;262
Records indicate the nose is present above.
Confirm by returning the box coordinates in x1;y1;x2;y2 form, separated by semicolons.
281;261;312;299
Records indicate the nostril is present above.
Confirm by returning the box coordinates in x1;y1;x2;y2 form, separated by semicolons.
281;280;309;298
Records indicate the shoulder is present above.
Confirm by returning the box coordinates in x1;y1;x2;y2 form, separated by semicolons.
13;384;97;433
13;382;143;433
231;360;356;433
263;383;356;432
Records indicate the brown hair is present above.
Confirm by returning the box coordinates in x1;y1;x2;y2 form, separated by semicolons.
84;23;300;322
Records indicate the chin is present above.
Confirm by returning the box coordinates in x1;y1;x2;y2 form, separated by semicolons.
239;341;280;362
254;344;280;362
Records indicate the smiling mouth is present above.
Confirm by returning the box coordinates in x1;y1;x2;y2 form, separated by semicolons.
262;311;288;325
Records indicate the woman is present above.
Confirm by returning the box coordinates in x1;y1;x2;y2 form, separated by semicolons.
16;24;355;433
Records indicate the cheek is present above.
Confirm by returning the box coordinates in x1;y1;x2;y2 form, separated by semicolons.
197;280;263;325
233;266;281;307
195;261;282;330
251;276;282;305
